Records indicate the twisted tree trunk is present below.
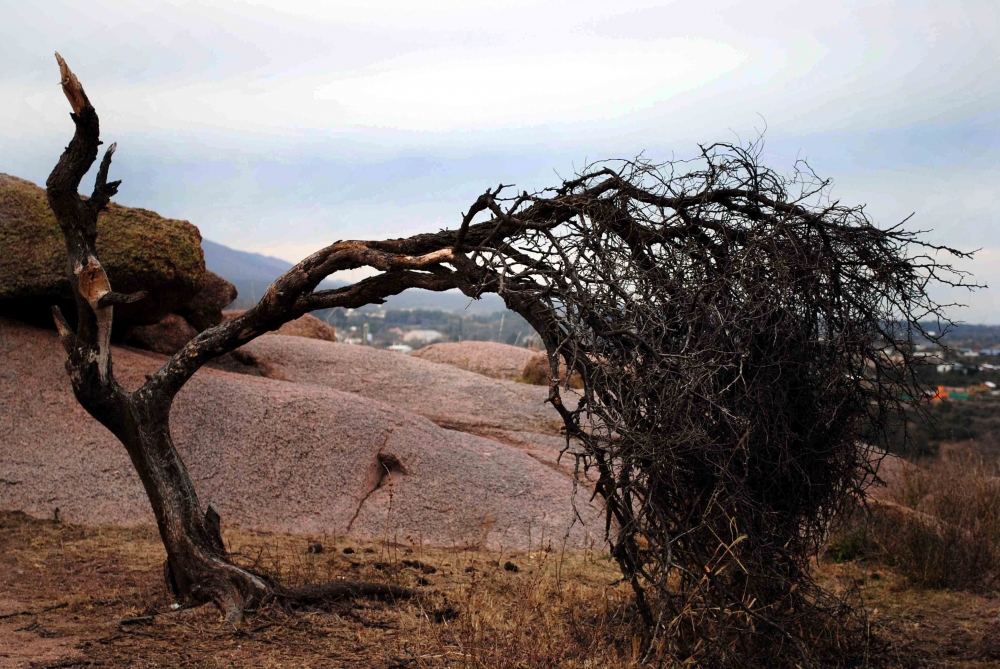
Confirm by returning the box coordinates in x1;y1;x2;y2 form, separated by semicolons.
43;55;603;621
46;55;421;621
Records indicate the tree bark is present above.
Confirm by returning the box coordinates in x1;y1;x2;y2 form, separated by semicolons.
45;55;413;622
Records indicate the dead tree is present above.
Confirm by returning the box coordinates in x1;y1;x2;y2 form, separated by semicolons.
48;54;971;663
46;55;446;622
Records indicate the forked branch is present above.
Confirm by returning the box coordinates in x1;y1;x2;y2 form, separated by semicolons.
46;55;424;624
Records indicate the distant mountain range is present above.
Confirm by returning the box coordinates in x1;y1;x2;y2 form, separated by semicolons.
203;239;509;315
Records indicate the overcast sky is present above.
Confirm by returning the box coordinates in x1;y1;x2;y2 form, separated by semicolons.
2;0;998;321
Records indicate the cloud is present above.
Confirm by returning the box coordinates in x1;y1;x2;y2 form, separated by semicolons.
311;38;748;130
3;0;998;140
2;0;998;321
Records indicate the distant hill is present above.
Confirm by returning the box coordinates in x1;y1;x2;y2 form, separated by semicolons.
202;240;298;289
203;239;508;315
202;240;318;307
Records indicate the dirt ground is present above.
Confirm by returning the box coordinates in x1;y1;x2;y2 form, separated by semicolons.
2;510;999;668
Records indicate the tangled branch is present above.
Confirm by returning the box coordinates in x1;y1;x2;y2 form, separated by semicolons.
449;142;974;665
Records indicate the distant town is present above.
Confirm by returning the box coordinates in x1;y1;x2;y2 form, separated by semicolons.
312;306;540;354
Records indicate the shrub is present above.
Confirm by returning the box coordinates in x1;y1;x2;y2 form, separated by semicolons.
519;351;583;388
484;141;971;666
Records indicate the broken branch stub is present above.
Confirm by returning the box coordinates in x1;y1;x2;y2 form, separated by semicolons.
55;52;88;115
45;54;421;624
75;256;113;379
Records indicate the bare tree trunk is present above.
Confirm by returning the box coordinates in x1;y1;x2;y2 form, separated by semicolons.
120;401;270;617
41;55;577;620
46;55;414;622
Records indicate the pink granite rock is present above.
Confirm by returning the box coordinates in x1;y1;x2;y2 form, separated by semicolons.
223;310;336;342
236;335;572;436
0;319;602;549
412;341;537;381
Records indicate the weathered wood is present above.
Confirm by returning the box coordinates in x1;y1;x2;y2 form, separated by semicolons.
45;55;428;621
43;54;956;664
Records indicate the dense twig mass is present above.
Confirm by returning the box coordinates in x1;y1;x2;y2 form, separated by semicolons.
47;55;972;665
462;147;974;664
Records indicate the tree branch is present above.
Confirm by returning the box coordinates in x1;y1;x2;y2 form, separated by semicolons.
89;142;121;215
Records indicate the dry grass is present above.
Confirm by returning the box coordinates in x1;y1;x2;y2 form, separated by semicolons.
5;508;1000;667
224;529;645;668
0;511;643;668
812;558;1000;667
830;453;1000;592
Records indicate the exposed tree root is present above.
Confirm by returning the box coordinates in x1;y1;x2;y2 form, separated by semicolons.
167;551;415;626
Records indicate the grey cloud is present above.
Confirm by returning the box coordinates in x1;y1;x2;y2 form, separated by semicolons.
2;0;998;320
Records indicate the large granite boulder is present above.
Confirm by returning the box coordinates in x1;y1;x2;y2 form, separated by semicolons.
233;334;572;437
125;313;200;355
123;271;239;354
412;341;537;381
178;271;238;331
0;174;206;327
0;318;604;549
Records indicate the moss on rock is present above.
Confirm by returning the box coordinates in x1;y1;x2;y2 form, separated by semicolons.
0;173;206;326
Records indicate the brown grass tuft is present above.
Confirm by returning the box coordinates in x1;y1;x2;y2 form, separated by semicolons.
832;453;1000;592
519;352;584;389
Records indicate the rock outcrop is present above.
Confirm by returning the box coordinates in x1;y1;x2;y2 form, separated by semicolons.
0;319;602;549
123;272;238;355
178;271;238;331
235;336;569;437
223;310;336;343
0;174;206;327
125;313;200;355
412;341;537;381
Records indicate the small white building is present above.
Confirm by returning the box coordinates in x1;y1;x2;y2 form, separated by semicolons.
403;329;444;344
936;362;966;374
